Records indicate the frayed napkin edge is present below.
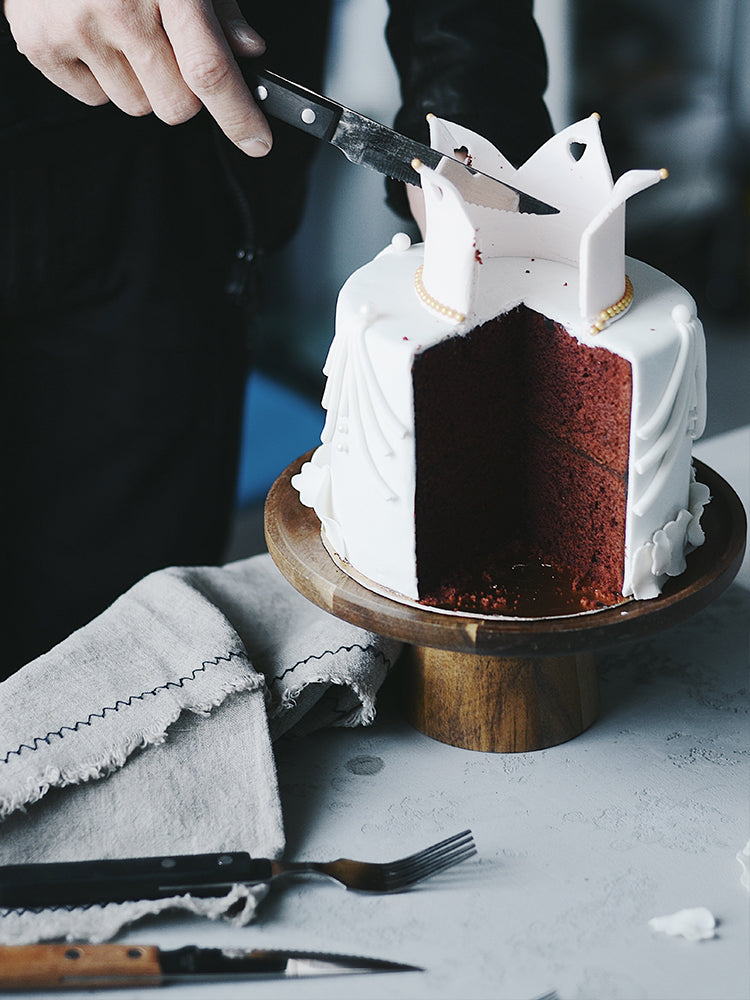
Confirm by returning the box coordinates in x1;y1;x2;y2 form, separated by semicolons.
0;659;264;821
275;675;378;726
265;638;399;725
0;883;267;945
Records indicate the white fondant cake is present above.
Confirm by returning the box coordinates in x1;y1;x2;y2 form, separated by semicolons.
293;115;709;615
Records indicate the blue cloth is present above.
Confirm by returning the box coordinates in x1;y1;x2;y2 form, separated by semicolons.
236;372;324;506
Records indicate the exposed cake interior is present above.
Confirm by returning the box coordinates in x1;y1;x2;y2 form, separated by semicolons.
412;305;632;615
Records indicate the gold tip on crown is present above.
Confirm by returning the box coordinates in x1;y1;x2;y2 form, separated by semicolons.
426;113;436;121
411;158;423;171
659;167;669;179
591;111;601;121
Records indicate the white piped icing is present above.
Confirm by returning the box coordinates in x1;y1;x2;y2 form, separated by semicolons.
292;116;709;609
629;468;711;600
391;231;412;253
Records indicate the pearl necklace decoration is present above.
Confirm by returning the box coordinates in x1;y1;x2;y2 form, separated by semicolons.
590;275;634;334
414;265;466;323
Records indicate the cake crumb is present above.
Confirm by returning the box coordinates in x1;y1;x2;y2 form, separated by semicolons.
648;907;716;942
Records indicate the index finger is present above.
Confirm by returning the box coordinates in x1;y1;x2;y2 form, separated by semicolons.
161;0;271;155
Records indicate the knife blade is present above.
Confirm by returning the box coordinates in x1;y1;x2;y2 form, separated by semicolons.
0;943;421;991
251;68;558;216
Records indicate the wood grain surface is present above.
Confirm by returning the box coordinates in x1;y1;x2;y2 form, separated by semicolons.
0;944;162;989
401;647;599;752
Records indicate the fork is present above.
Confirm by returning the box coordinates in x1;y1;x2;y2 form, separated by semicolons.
266;828;476;893
0;830;476;909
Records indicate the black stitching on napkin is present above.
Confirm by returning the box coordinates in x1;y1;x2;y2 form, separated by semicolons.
1;903;82;916
271;643;393;687
0;650;248;765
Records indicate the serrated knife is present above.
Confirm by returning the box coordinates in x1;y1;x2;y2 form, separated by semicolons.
252;68;558;216
0;943;421;991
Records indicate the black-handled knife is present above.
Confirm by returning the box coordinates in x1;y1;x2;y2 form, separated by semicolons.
0;943;421;990
252;68;558;216
0;852;275;909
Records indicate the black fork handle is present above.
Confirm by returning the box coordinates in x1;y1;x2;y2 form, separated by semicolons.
0;852;274;909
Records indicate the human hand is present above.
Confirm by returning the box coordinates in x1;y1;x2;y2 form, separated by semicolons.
4;0;273;155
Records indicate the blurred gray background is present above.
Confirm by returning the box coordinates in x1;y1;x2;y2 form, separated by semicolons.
229;0;750;556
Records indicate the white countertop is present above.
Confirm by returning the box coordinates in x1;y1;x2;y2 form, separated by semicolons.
54;428;750;1000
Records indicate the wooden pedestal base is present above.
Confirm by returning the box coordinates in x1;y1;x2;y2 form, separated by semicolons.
402;647;599;752
265;453;745;753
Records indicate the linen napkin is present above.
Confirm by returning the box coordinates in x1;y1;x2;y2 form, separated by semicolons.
0;554;400;944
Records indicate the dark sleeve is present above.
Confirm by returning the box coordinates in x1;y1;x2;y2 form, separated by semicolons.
384;0;554;217
229;1;334;254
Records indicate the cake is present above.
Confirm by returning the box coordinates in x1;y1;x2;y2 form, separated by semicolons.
292;114;710;617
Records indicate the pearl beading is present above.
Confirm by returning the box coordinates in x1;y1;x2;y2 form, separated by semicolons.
414;265;466;323
590;275;634;334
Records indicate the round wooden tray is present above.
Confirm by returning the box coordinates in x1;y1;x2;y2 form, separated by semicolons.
265;454;746;752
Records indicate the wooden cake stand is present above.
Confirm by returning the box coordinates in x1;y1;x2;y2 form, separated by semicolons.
265;454;746;753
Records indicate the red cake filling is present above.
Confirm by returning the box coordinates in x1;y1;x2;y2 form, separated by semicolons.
411;306;632;616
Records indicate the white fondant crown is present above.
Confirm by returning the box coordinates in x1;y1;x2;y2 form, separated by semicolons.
415;114;667;328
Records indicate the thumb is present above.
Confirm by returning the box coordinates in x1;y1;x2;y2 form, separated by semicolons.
215;0;267;55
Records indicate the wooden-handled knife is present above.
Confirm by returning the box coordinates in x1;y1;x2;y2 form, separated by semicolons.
0;943;420;991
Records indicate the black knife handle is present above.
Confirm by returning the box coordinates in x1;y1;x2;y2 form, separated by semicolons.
0;852;273;909
253;69;341;141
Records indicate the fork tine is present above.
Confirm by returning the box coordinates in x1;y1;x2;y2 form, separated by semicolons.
400;843;477;879
386;849;477;890
385;840;477;889
388;831;475;876
386;832;474;876
387;829;473;868
388;844;476;883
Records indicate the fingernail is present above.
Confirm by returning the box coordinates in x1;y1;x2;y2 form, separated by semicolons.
233;23;266;51
238;137;271;157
